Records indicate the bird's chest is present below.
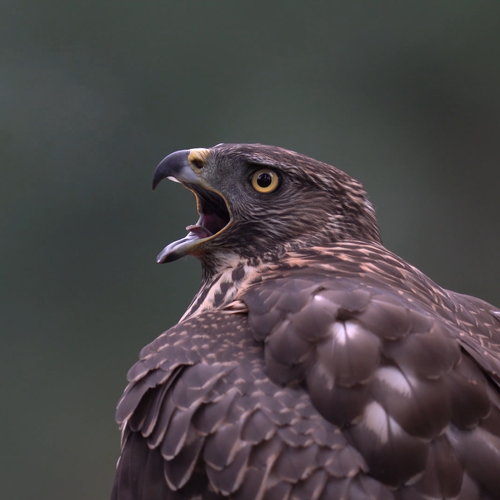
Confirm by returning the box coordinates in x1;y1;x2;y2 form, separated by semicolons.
180;261;258;321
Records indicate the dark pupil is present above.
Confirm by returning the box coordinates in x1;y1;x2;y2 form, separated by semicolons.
257;172;272;187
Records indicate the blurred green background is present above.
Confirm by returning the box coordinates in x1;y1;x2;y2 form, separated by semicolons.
2;1;500;499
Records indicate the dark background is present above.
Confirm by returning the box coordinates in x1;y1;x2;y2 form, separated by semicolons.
2;2;500;499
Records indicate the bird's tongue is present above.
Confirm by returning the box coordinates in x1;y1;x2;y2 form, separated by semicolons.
186;224;213;239
156;196;230;264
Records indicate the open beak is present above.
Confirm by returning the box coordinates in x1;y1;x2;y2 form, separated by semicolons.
152;149;232;263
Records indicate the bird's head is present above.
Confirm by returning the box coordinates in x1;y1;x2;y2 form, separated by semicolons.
152;143;381;273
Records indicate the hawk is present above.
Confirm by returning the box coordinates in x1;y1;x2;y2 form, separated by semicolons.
111;144;500;500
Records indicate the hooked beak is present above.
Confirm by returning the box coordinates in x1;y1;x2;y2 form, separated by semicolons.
152;148;232;263
152;149;203;190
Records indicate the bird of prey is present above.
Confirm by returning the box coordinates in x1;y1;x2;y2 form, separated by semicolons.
111;144;500;500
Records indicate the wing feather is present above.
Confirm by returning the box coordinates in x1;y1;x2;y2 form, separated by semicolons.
113;243;500;499
112;310;372;500
241;253;500;496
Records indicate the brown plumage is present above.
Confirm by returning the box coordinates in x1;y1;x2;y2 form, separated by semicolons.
111;144;500;500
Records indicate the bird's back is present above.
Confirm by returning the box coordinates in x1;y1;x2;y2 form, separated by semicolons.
112;241;500;499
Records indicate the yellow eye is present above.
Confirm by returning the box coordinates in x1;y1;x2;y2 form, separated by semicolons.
251;169;280;193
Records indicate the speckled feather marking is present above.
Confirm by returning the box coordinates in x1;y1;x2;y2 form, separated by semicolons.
112;309;388;500
181;260;256;321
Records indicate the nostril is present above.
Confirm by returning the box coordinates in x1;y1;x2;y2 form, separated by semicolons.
191;159;204;170
188;148;210;170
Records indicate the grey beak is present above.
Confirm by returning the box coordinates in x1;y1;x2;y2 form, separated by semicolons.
152;149;200;190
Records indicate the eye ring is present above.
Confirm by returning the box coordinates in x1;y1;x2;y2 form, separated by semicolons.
250;169;280;193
